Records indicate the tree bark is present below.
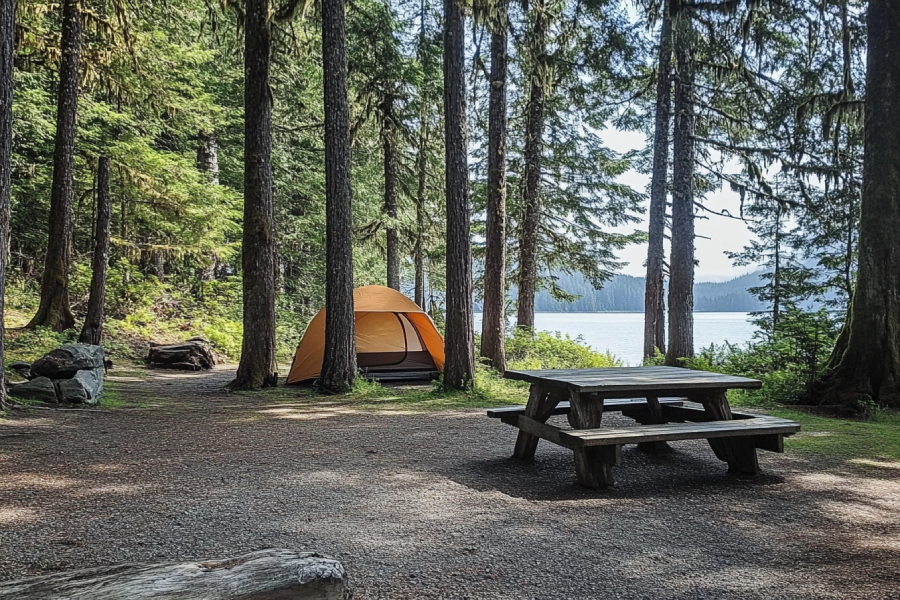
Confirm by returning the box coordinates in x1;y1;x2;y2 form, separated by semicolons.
825;0;900;408
197;131;219;282
28;0;80;332
442;0;475;389
381;95;400;291
197;130;219;185
413;0;429;309
0;0;11;408
516;0;547;331
414;124;427;308
665;7;695;366
644;13;672;361
480;3;508;372
229;0;278;390
79;157;111;346
320;0;357;393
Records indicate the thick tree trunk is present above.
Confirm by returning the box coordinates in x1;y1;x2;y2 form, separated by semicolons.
0;549;349;600
229;0;278;390
79;157;111;346
28;0;80;332
665;8;695;367
516;0;547;331
0;0;11;408
480;5;508;372
197;130;219;185
382;95;400;290
442;0;475;389
319;0;357;393
644;14;672;361
825;0;900;408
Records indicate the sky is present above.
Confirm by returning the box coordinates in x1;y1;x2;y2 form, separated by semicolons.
602;129;760;283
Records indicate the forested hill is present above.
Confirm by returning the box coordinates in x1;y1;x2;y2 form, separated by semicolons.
519;272;768;313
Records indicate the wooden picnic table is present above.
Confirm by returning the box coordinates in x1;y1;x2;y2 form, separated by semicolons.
491;366;800;488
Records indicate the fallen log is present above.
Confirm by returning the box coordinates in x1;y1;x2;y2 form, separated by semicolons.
148;338;217;371
0;549;350;600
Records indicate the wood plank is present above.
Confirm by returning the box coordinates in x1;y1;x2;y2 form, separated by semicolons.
515;416;575;449
663;404;757;422
486;397;685;419
559;418;800;447
503;367;762;394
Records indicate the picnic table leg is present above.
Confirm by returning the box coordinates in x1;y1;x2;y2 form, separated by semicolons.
569;390;616;488
696;390;760;475
512;384;557;460
636;396;671;453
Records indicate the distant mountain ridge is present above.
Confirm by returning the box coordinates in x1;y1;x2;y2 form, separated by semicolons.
491;271;767;313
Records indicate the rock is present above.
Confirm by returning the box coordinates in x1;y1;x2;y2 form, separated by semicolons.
8;360;33;380
148;338;216;371
32;344;105;379
8;377;58;403
0;549;350;600
56;368;104;405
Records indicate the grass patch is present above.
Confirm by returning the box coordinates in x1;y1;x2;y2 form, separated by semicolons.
773;408;900;462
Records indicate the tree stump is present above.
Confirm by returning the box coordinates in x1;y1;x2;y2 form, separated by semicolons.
0;549;350;600
148;338;217;371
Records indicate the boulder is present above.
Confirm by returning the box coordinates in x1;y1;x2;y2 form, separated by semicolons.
8;360;33;380
56;368;104;405
8;377;58;404
148;338;216;371
32;344;105;379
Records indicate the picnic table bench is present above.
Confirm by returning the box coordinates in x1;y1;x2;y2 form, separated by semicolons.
487;366;801;488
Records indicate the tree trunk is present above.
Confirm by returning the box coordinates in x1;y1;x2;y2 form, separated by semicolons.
197;130;219;282
28;0;80;332
644;13;672;361
442;0;475;389
382;95;400;291
0;0;11;408
229;0;278;390
480;4;508;372
319;0;357;393
824;0;900;408
0;549;349;600
516;0;547;331
197;130;219;185
414;0;429;309
79;157;111;346
414;125;427;308
665;7;694;367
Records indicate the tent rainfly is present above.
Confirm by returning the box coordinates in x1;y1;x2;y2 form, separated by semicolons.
286;286;445;384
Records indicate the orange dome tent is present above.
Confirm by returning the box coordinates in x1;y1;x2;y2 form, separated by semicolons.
286;286;445;384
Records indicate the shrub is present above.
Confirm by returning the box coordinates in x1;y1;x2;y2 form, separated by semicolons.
505;328;621;370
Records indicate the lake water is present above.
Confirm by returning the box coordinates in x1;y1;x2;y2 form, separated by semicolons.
473;312;757;366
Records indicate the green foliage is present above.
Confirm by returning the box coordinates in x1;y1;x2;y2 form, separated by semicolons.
505;328;621;370
675;308;841;407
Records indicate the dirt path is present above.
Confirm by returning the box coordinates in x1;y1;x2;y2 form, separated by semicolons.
1;367;899;599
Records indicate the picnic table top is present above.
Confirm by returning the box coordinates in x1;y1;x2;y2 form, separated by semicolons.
503;366;762;394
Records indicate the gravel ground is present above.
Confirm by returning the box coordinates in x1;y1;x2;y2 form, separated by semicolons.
1;366;899;599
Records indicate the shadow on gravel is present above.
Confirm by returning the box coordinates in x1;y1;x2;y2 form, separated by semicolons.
442;444;789;502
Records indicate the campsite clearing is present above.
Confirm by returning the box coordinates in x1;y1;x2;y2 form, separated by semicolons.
0;367;898;599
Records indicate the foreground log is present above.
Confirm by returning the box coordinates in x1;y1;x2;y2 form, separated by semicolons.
0;549;350;600
148;338;216;371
